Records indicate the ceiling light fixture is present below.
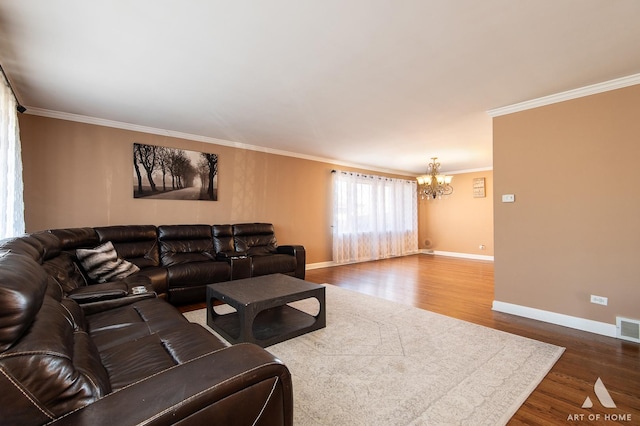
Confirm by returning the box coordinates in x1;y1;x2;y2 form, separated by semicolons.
416;157;453;200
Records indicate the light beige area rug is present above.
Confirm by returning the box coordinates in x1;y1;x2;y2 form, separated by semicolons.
184;284;564;425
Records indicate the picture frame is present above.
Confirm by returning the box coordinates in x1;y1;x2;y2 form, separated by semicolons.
133;143;218;201
473;177;485;198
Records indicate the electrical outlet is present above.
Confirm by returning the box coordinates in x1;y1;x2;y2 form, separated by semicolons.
590;295;608;306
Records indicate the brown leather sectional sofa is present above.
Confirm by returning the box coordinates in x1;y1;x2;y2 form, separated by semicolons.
53;222;305;305
0;223;300;425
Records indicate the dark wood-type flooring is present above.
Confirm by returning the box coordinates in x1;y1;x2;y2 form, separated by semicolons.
182;254;640;425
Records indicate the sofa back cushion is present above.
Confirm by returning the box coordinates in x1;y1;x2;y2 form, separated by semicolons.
0;296;111;421
49;228;99;250
0;249;110;424
0;231;60;263
42;251;88;293
95;225;160;268
158;225;215;266
212;224;234;254
0;251;48;351
0;237;42;261
233;223;278;256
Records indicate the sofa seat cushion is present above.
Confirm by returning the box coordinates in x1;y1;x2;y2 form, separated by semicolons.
87;298;227;351
90;322;152;352
87;298;187;336
158;323;228;362
166;261;230;287
100;332;177;390
86;298;227;389
99;323;227;391
250;254;297;277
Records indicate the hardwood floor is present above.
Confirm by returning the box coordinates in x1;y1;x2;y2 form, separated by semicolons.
181;255;638;424
303;255;640;425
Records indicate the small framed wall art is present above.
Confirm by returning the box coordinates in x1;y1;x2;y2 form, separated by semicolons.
473;177;486;198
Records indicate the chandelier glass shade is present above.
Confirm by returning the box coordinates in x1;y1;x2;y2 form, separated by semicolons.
417;157;453;200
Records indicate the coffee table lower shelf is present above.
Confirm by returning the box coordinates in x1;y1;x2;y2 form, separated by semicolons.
210;304;319;344
206;274;326;347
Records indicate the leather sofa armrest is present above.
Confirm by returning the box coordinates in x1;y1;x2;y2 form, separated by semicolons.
68;277;154;304
216;252;251;279
71;276;157;315
49;343;293;426
215;251;248;260
127;267;168;297
67;281;129;303
277;245;306;279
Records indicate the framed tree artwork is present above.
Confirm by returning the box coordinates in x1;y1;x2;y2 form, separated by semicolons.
133;143;218;201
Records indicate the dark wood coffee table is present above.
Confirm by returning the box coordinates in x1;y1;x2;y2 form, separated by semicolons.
206;274;326;347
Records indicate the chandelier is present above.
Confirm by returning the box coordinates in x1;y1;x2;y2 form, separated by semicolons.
416;157;453;200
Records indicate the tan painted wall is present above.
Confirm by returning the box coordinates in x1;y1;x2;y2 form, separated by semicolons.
493;84;640;324
19;114;413;265
418;171;494;256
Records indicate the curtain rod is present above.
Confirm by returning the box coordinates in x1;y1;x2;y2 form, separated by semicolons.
332;169;416;184
0;63;27;113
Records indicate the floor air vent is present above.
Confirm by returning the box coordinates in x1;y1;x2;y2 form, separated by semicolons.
616;317;640;343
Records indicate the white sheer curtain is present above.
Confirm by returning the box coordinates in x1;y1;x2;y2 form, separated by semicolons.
0;73;25;239
332;170;418;264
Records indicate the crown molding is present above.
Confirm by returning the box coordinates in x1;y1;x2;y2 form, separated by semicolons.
448;166;493;175
411;166;493;178
24;106;414;177
487;73;640;117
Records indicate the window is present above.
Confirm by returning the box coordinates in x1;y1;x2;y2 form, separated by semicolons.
332;171;418;264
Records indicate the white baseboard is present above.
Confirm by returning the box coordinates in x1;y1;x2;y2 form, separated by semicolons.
429;250;494;261
492;300;617;338
306;251;493;270
306;261;336;270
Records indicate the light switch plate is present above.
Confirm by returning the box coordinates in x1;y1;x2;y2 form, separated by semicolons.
502;194;515;203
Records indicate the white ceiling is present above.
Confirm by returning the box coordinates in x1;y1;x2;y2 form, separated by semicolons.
2;1;640;175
